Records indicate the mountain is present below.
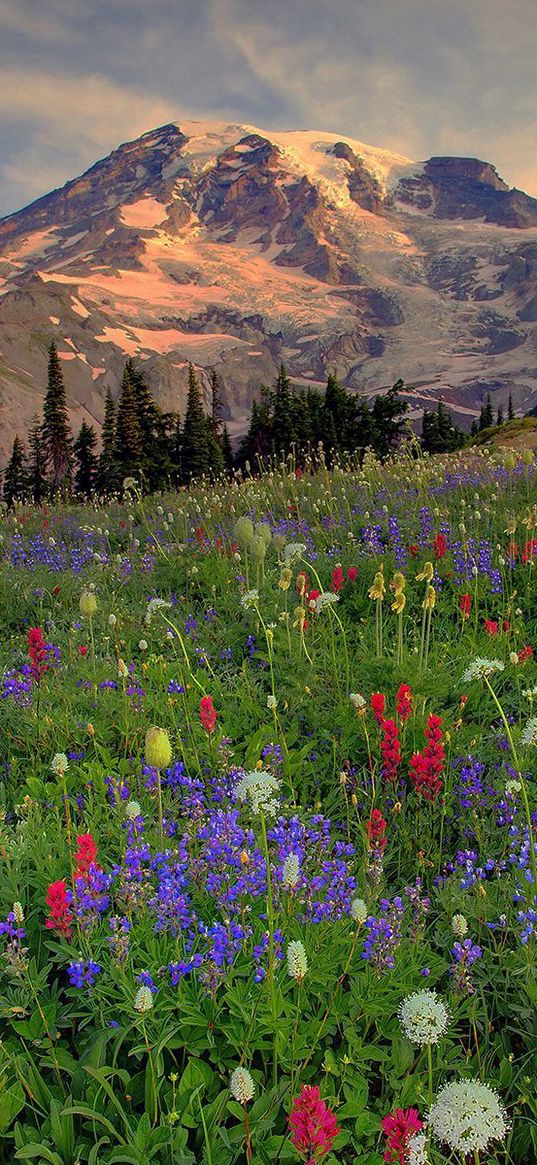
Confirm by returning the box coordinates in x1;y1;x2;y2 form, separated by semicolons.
1;118;537;461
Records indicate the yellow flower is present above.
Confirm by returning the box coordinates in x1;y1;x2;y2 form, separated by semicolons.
390;571;406;592
293;605;306;630
392;590;406;614
416;561;434;582
278;568;292;591
422;585;436;611
368;571;386;601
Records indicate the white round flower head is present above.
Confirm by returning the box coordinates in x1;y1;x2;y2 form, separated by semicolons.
230;1066;255;1103
451;914;468;938
505;779;522;797
267;694;277;711
428;1079;509;1155
282;542;306;565
315;592;339;613
349;692;366;711
287;940;308;982
398;990;449;1046
234;770;281;817
521;717;537;747
51;752;69;777
134;985;153;1013
125;801;141;820
241;589;259;609
350;897;368;924
138;639;148;651
407;1131;428;1165
282;853;300;888
462;658;505;683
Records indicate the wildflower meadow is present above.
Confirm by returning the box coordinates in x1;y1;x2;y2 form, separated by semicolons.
1;444;537;1164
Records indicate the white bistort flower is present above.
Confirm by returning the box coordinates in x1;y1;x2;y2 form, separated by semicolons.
349;693;366;712
350;897;368;924
451;914;468;938
51;753;69;777
267;695;277;711
287;940;308;982
398;989;449;1046
462;658;505;683
282;853;300;889
234;770;281;817
230;1066;255;1103
125;801;141;819
428;1079;509;1155
133;985;154;1012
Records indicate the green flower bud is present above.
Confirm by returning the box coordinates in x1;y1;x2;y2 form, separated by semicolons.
234;516;254;548
79;590;98;618
249;535;267;563
145;726;172;771
255;522;272;547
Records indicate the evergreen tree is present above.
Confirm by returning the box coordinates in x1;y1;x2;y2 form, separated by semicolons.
114;366;143;478
371;379;409;459
182;365;211;481
508;391;515;421
496;404;504;426
470;419;479;438
210;369;224;436
74;421;98;498
27;413;46;505
169;416;183;488
3;435;27;507
97;388;119;494
479;393;494;430
42;340;73;493
422;399;465;453
221;424;234;474
271;364;296;454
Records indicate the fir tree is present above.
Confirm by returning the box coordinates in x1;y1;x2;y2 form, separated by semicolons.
371;379;409;459
42;340;73;493
496;404;504;426
74;421;98;498
27;413;46;505
114;366;143;479
97;388;119;494
271;364;296;453
221;424;234;474
470;419;479;438
508;391;515;421
182;364;210;481
3;435;27;507
479;393;494;430
210;369;224;436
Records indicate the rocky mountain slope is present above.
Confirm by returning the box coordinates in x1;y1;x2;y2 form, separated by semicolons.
1;118;537;460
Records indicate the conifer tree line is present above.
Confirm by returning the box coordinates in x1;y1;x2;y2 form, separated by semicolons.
0;339;520;506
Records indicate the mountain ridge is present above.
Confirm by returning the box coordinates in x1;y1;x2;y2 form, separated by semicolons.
1;118;537;461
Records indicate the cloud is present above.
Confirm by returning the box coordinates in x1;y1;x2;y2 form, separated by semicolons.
0;69;179;211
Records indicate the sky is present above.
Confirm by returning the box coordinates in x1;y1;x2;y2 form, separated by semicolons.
1;0;537;217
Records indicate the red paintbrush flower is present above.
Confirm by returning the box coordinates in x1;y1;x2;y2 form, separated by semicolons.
433;532;447;559
395;683;413;721
347;566;357;582
409;713;445;801
45;880;73;940
288;1084;340;1161
484;619;498;635
459;593;471;620
366;808;387;852
380;718;402;785
74;832;100;881
331;566;345;593
371;692;386;723
28;627;48;684
200;695;217;733
381;1107;423;1165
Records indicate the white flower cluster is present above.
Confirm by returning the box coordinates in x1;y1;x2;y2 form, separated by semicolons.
282;853;300;889
51;752;69;776
230;1066;255;1103
398;990;449;1046
462;658;505;683
314;592;340;613
428;1079;509;1154
407;1132;428;1165
521;717;537;747
451;914;468;938
349;692;366;711
350;897;368;924
144;597;172;625
240;589;259;609
282;542;306;565
234;770;281;817
133;985;153;1013
287;939;308;981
